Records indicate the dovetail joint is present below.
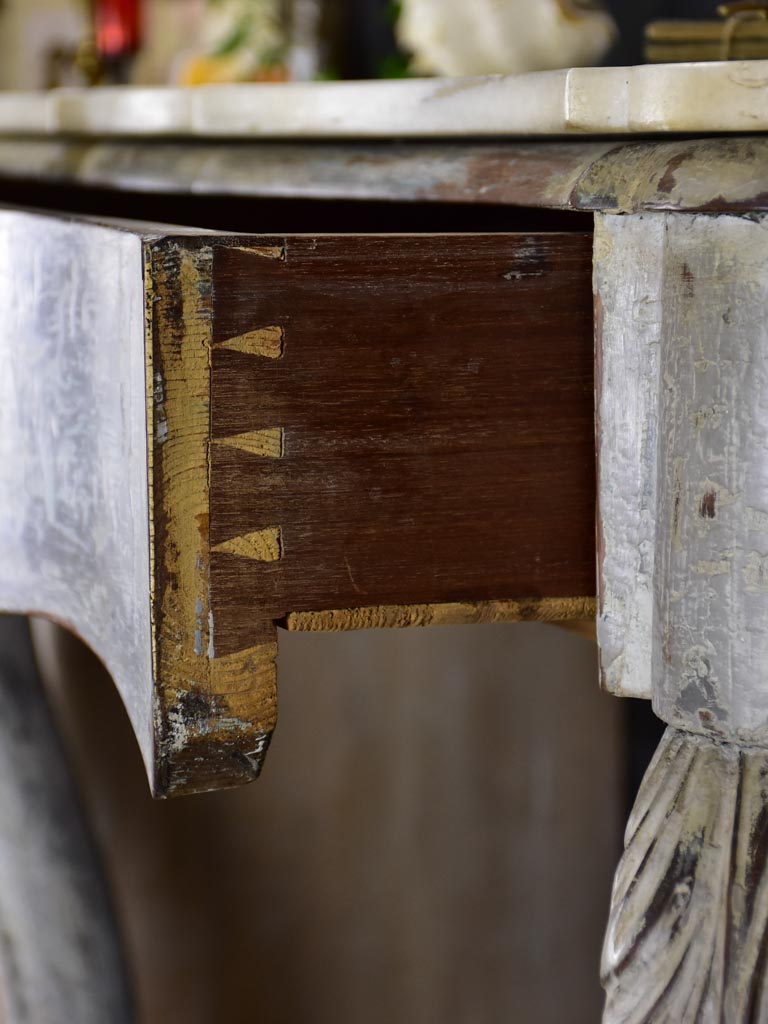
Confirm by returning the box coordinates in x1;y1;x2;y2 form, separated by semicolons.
216;324;284;359
214;428;284;459
213;526;283;562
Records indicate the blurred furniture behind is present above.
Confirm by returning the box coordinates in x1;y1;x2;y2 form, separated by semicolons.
0;0;87;89
33;618;620;1024
0;618;132;1024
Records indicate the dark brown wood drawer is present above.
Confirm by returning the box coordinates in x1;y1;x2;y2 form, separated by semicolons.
205;232;596;647
0;212;595;794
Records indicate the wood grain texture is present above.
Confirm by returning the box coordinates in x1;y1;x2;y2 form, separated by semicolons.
285;597;596;631
208;233;596;657
594;215;664;700
146;238;277;797
0;139;612;210
596;211;768;738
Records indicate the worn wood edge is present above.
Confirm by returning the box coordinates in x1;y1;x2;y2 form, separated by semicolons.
145;238;277;798
0;138;767;213
282;597;596;632
593;214;661;701
570;136;768;214
0;139;599;209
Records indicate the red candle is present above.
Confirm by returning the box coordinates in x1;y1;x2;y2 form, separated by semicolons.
95;0;141;59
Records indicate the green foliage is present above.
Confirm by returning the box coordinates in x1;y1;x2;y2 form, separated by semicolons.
377;52;412;78
212;13;253;57
314;64;341;81
385;1;403;26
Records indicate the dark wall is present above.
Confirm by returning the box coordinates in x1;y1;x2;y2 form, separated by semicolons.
341;0;723;79
605;0;721;65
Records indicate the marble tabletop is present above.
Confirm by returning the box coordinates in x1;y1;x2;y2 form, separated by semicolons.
0;61;765;139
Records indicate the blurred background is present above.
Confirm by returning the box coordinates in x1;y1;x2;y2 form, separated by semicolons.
0;1;725;1021
36;620;621;1024
0;0;730;90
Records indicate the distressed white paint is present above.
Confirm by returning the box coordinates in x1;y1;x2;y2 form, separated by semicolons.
596;211;768;1022
1;61;768;138
594;215;664;699
596;210;768;743
0;210;154;771
653;213;768;743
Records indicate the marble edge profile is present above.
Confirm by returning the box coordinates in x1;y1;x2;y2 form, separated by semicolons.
0;61;765;138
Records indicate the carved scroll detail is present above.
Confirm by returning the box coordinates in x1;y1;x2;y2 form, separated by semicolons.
602;726;768;1023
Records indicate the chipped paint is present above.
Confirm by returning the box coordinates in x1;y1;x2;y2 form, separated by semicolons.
9;136;768;218
693;558;732;576
745;506;768;533
699;490;717;519
597;211;768;745
207;609;215;659
691;403;726;433
743;552;768;594
572;137;768;215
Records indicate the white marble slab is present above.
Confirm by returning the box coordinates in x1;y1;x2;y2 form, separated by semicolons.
0;61;767;138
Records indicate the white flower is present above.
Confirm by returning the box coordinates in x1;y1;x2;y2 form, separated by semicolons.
397;0;617;77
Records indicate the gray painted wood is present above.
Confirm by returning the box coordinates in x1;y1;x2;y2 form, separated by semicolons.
0;137;768;214
0;615;132;1023
603;726;768;1022
596;210;768;1022
597;211;768;741
0;210;155;774
594;214;664;699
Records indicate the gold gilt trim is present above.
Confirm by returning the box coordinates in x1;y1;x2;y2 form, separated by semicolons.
284;596;596;632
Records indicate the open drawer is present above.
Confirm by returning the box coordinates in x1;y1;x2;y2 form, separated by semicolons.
0;210;595;795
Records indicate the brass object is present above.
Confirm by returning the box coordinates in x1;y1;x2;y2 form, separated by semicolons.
646;3;768;62
45;38;103;89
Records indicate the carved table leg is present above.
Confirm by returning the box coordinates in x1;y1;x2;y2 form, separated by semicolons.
595;211;768;1022
0;615;133;1023
603;727;768;1021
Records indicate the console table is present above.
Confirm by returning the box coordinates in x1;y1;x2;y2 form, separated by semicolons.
1;62;766;1023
